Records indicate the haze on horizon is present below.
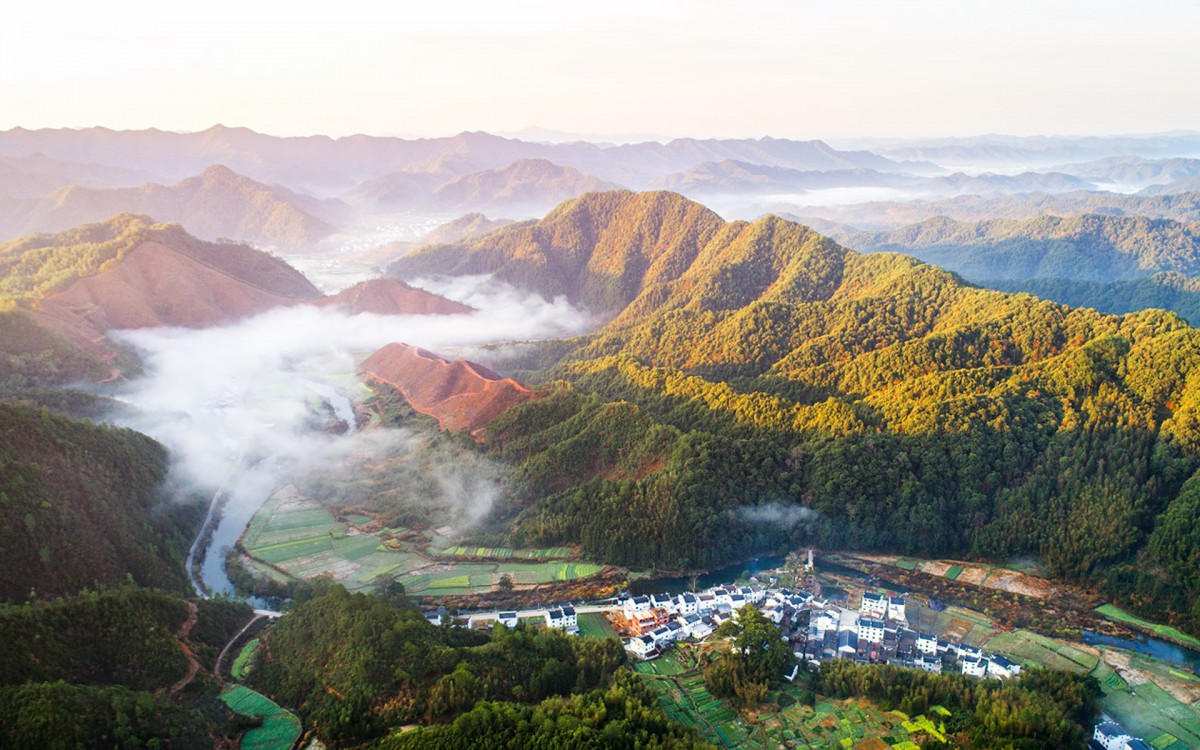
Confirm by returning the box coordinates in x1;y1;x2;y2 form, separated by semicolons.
4;0;1199;141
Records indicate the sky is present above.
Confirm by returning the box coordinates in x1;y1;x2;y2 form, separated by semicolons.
4;0;1199;140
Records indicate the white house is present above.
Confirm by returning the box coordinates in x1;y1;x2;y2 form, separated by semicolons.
741;586;765;604
916;633;938;655
666;620;685;640
764;606;784;625
650;593;674;611
784;663;800;682
887;597;906;622
688;615;714;640
676;594;699;616
627;635;658;659
624;596;651;617
546;606;578;633
859;618;885;644
916;654;942;673
987;654;1020;679
961;657;987;677
860;592;887;618
1093;721;1152;750
714;588;735;607
497;612;519;628
956;644;982;661
650;626;673;645
811;610;838;636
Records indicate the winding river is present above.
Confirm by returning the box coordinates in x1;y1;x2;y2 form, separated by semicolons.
188;383;357;599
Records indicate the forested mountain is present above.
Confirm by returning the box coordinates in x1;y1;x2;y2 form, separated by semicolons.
845;214;1200;282
0;587;253;748
392;190;1200;636
794;189;1200;230
0;213;321;361
0;164;348;248
252;586;704;747
0;401;198;601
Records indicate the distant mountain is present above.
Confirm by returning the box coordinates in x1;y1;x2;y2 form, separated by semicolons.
420;213;517;245
424;159;619;216
987;273;1200;326
0;164;348;248
917;171;1093;196
854;132;1200;169
0;125;917;195
359;342;535;433
317;278;472;316
844;214;1200;282
651;160;915;196
1050;156;1200;187
339;169;449;213
1139;176;1200;196
791;190;1200;229
0;154;163;198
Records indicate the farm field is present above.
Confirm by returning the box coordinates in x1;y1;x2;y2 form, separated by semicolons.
240;489;607;596
641;663;952;750
576;612;617;640
219;686;301;750
985;630;1099;674
231;638;260;681
906;603;997;648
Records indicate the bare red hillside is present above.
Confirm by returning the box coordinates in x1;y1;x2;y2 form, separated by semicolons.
318;279;472;315
359;342;534;433
33;240;312;355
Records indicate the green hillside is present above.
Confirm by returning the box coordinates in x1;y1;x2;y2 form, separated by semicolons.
0;587;254;749
395;191;1200;636
846;214;1200;283
0;401;200;601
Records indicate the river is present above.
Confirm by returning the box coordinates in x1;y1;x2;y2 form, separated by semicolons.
1083;630;1200;674
188;383;357;599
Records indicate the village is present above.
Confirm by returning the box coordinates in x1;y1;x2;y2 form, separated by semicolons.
455;559;1160;749
463;566;1021;682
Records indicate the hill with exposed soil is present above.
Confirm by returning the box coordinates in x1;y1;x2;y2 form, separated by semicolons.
359;342;534;433
317;278;472;316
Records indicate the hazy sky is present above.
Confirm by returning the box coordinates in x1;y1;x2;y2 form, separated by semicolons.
4;0;1198;139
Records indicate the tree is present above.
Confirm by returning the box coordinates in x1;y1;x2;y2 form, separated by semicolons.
704;606;794;708
497;574;514;592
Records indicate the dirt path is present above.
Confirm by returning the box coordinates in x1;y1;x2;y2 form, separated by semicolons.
168;602;201;700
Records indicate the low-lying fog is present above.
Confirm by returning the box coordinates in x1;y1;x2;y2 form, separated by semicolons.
106;275;593;596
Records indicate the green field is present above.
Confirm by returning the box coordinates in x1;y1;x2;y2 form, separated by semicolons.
945;565;963;580
985;630;1098;674
638;658;951;748
240;493;608;597
219;686;301;750
577;612;618;640
1096;605;1200;650
231;638;260;681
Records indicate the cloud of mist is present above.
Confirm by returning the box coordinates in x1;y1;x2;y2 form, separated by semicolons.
737;502;820;528
105;275;593;594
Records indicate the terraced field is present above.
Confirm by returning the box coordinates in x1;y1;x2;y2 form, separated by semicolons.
240;489;607;596
219;686;301;750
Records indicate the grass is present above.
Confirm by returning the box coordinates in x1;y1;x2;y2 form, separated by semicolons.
219;686;301;750
231;638;259;681
945;565;964;580
1096;604;1200;650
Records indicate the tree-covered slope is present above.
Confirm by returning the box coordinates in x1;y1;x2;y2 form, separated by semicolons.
404;191;1200;635
845;213;1200;283
0;401;199;601
389;190;727;316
